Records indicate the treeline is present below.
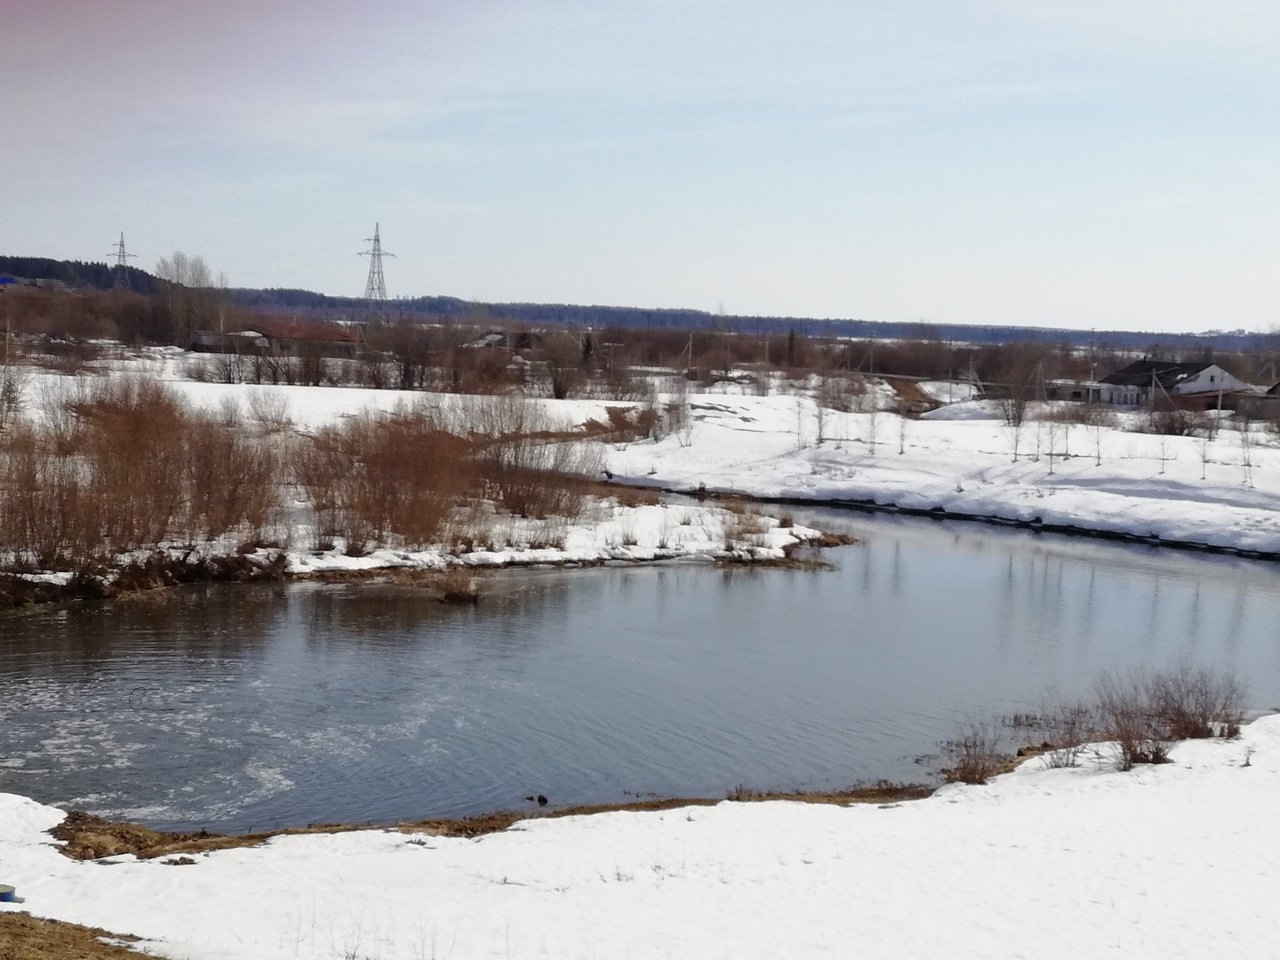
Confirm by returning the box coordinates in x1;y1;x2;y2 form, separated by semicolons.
0;286;238;346
2;253;1269;353
227;286;1266;353
0;256;160;295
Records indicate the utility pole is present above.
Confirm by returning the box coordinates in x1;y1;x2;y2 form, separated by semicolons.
109;232;137;289
359;223;395;321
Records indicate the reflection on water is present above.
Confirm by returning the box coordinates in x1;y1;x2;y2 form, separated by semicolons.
3;509;1280;832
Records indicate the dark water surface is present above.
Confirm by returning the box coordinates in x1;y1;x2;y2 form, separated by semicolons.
3;508;1279;832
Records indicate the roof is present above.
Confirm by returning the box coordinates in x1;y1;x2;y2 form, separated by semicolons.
253;319;359;344
1099;360;1214;388
1046;378;1105;388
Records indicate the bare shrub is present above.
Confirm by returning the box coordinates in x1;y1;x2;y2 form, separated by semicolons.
461;395;605;520
35;376;92;454
940;722;1008;785
815;374;864;413
438;567;479;605
1037;402;1116;428
581;405;659;443
181;419;279;542
247;388;291;432
1094;673;1172;770
1006;698;1098;770
723;509;769;551
78;378;188;550
0;377;283;568
0;361;30;430
216;395;243;429
1040;699;1097;769
1131;409;1208;437
183;358;212;382
293;411;468;550
0;424;101;568
1148;664;1245;740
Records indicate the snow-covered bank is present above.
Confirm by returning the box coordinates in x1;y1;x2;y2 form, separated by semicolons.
2;717;1277;959
282;501;824;574
604;395;1280;557
3;502;825;611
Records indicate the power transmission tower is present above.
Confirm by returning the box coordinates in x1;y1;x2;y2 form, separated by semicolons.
358;223;395;318
109;232;137;289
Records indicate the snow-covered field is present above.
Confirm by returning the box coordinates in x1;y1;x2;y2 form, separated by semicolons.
2;717;1276;959
605;394;1280;555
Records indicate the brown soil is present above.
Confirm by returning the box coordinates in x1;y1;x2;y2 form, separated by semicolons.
880;376;937;412
0;913;141;960
50;782;934;863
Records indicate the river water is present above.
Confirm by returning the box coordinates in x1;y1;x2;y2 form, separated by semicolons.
2;508;1279;832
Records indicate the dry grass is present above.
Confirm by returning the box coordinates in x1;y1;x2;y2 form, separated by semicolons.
0;913;142;960
438;567;480;605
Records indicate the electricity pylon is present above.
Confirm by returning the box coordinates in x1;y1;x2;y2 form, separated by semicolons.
109;232;137;289
359;223;395;318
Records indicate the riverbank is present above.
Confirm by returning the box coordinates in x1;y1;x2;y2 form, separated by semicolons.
0;498;836;612
604;394;1280;559
2;716;1276;959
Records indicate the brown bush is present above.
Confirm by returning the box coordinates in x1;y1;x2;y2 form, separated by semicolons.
1037;403;1117;427
0;379;282;568
1131;409;1209;437
1094;673;1172;770
182;419;278;541
293;412;468;550
1148;664;1245;740
940;722;1009;785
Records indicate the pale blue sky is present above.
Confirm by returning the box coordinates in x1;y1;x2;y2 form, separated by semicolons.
6;1;1279;331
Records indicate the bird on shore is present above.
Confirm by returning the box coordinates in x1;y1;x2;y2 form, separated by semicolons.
602;468;614;481
524;794;548;807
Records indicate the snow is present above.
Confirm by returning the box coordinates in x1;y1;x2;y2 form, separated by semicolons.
604;394;1280;555
282;503;818;573
918;398;1009;420
915;379;981;403
2;718;1278;959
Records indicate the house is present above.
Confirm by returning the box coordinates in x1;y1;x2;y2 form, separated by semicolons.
1044;379;1105;403
190;329;268;353
0;275;65;292
461;329;544;352
189;320;361;357
253;318;361;357
1098;360;1247;406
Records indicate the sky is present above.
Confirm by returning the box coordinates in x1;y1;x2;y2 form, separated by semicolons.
5;0;1279;332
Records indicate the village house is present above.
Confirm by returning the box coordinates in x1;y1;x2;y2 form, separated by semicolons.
1098;359;1248;407
189;319;361;357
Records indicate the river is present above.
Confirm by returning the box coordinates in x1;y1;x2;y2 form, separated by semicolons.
2;507;1278;832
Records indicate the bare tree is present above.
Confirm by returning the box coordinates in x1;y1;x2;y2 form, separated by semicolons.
1238;411;1256;487
1001;396;1027;462
154;251;221;344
